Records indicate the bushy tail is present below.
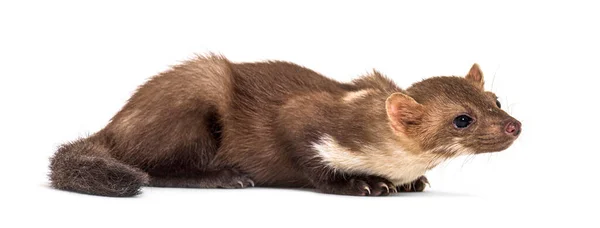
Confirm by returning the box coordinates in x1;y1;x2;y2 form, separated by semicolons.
49;135;149;197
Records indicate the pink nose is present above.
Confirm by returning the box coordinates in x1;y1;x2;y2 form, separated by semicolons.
505;120;522;136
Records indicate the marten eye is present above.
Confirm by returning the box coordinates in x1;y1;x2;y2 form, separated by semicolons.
453;115;473;129
495;100;502;108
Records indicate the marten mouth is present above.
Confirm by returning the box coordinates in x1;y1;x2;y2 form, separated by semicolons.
473;139;515;154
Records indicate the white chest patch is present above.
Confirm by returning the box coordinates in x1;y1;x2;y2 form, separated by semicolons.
312;134;446;185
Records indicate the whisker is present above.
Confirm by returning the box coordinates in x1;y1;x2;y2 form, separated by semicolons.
461;154;473;170
508;102;518;116
468;154;477;165
491;64;500;92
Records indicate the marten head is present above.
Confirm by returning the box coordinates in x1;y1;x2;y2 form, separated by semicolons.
385;64;521;158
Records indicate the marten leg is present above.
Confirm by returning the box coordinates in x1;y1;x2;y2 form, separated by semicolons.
296;157;397;196
289;137;397;196
396;176;429;192
108;102;243;189
148;169;254;188
287;140;397;196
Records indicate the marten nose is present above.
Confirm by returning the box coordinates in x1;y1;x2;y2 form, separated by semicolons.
504;119;522;137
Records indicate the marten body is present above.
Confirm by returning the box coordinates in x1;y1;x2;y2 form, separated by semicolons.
49;54;521;197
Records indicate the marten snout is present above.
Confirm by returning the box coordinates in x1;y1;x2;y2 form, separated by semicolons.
504;119;522;137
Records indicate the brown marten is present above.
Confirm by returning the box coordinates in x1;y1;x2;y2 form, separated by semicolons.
49;54;521;197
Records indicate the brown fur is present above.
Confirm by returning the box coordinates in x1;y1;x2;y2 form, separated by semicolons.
49;54;521;197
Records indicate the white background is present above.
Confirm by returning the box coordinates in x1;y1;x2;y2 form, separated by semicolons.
1;0;598;227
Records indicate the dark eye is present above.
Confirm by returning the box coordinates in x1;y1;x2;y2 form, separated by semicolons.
495;100;502;108
453;115;474;129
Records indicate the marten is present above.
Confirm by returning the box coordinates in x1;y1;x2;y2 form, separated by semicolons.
49;54;521;197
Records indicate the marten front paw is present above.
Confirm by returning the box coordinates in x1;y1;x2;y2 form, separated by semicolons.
215;170;255;189
219;175;255;189
321;176;396;196
397;176;430;192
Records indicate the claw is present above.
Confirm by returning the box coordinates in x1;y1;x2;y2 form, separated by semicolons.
380;183;389;194
248;179;255;187
237;180;244;188
382;184;390;193
390;184;397;193
421;177;431;188
364;186;371;195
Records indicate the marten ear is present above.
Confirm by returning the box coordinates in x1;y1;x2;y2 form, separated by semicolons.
385;92;424;134
465;63;484;90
